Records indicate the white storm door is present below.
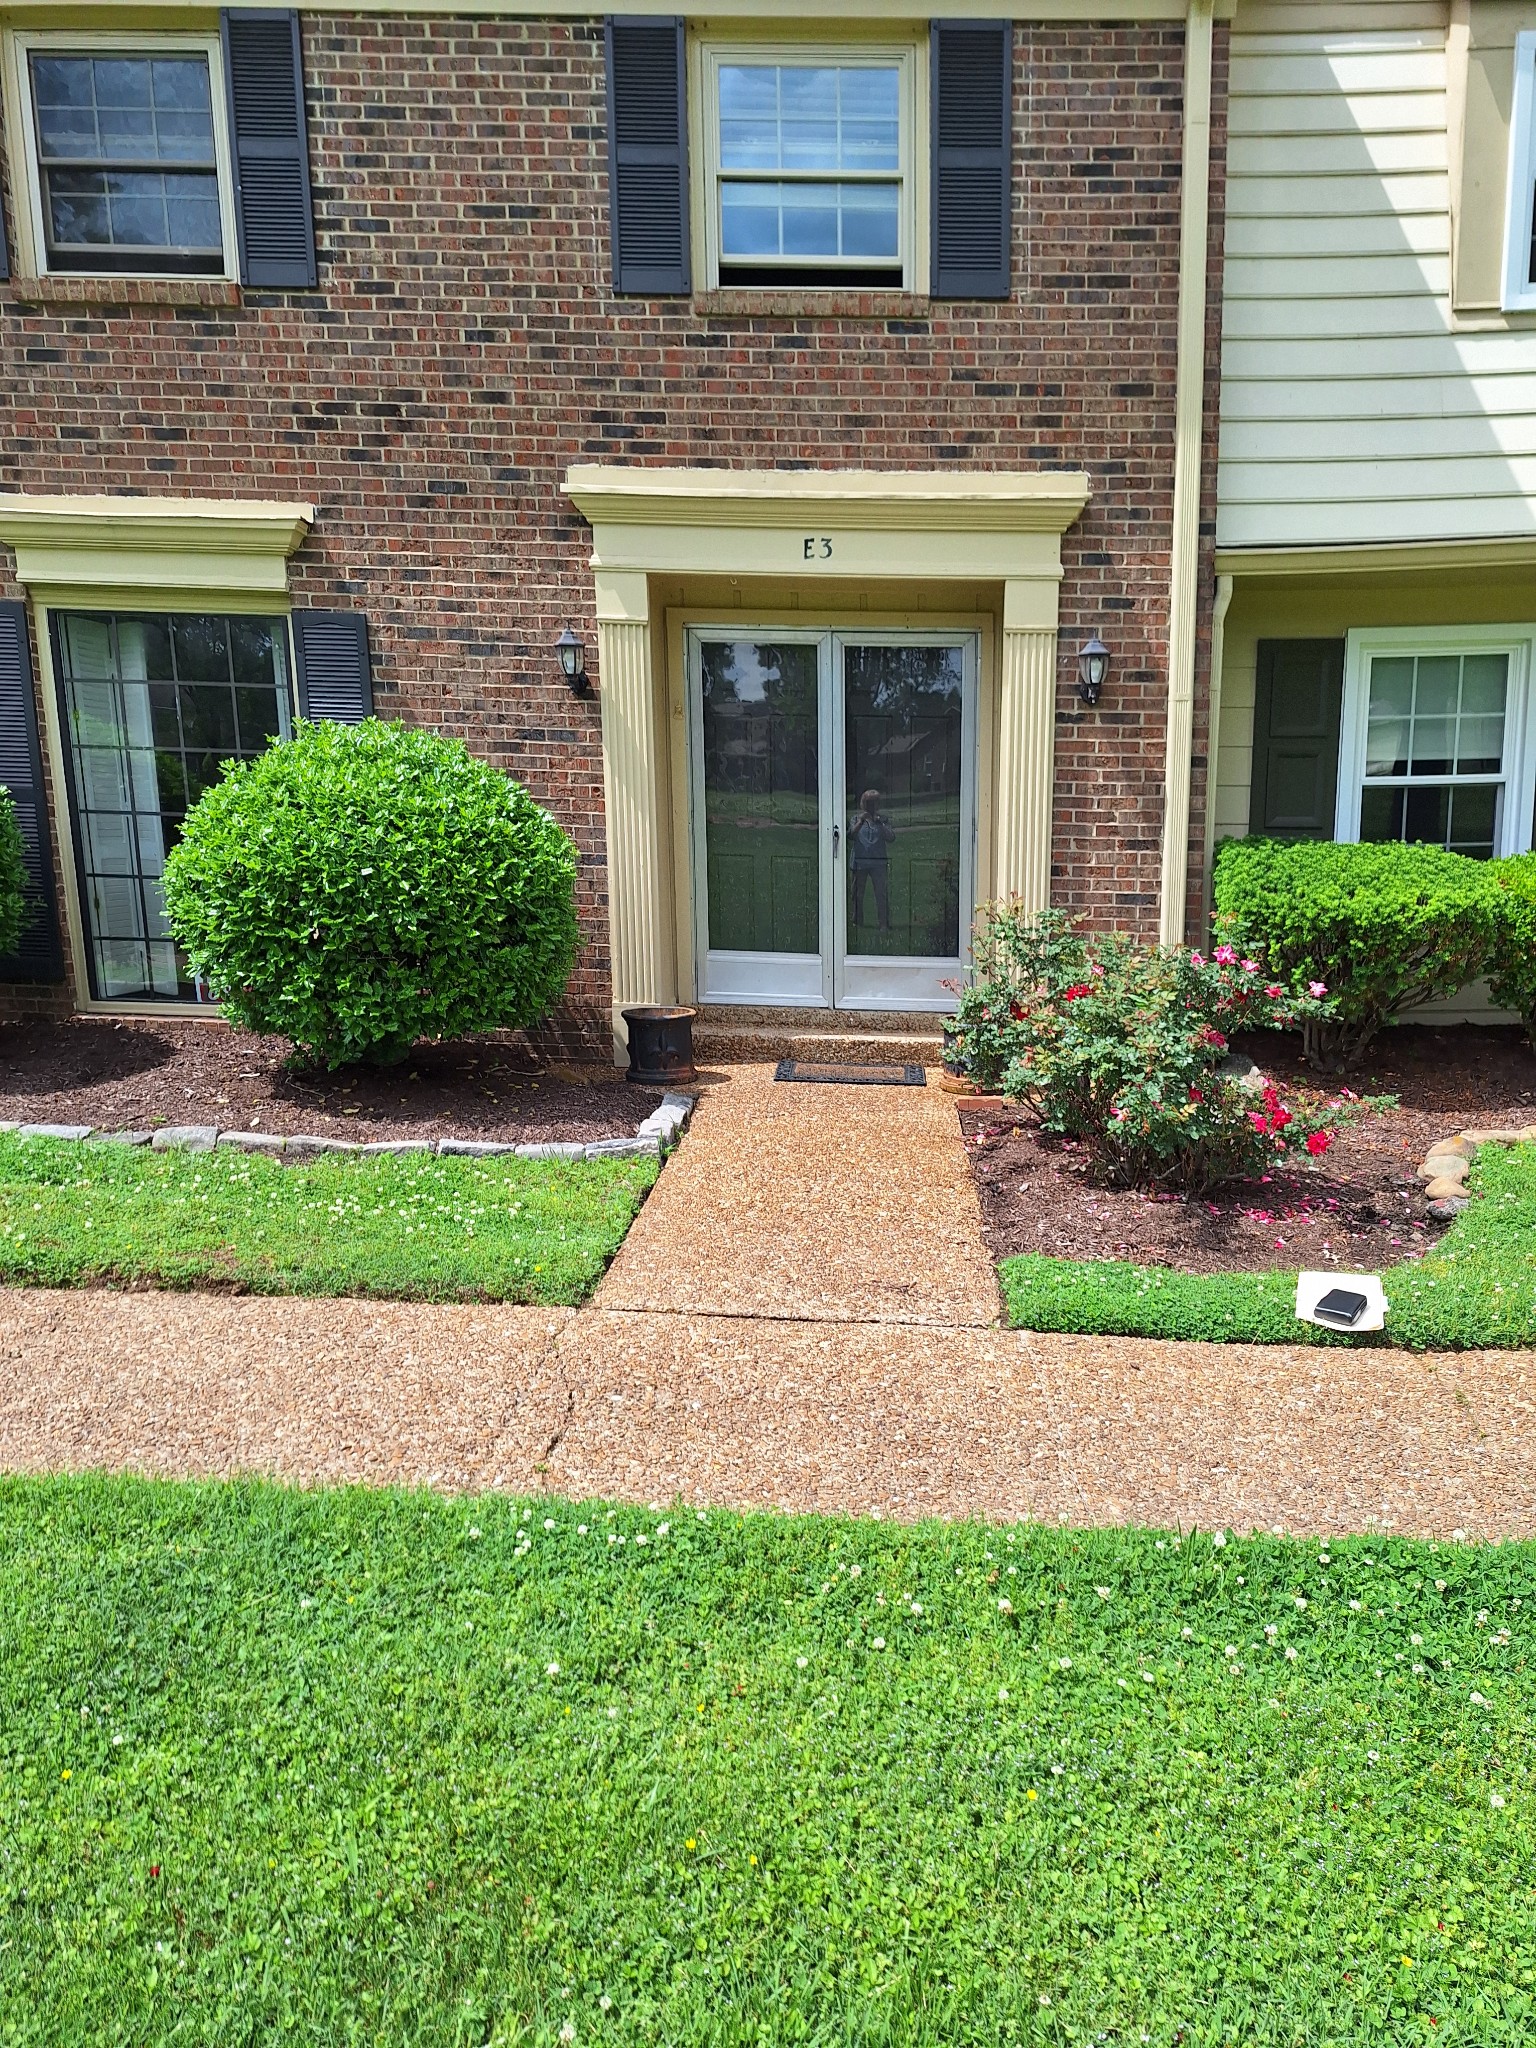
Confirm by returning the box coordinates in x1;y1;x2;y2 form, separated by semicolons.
688;629;833;1005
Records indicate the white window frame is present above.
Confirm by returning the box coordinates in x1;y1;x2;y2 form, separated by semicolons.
1503;30;1536;312
691;36;925;293
1337;625;1536;858
1;28;240;282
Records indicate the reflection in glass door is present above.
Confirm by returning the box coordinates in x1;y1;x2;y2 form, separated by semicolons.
689;628;976;1009
837;639;970;1008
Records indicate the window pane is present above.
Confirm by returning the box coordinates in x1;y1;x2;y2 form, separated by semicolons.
1409;715;1454;776
718;62;900;174
1414;656;1460;721
721;179;900;263
1402;784;1453;847
1365;656;1412;776
55;611;288;1002
1447;784;1498;859
1359;785;1404;843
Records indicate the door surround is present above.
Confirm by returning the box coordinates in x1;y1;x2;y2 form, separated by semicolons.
564;464;1091;1060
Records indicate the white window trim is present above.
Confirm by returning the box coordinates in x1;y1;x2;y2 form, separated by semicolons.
690;34;926;293
0;27;240;283
1503;30;1536;313
1337;624;1536;857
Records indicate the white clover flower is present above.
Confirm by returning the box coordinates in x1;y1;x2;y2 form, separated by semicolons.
1264;1625;1279;1640
848;1564;862;1578
1180;1626;1194;1640
1051;1763;1064;1776
560;2023;576;2043
1477;1611;1489;1625
1095;1587;1111;1600
577;1524;588;1535
1294;1596;1308;1610
547;1662;560;1677
607;1706;618;1718
910;1601;924;1616
1411;1633;1423;1646
1318;1552;1331;1565
871;1637;886;1651
1225;1645;1239;1658
1470;1690;1491;1707
1236;1577;1246;1587
1349;1599;1363;1612
1412;1663;1426;1674
1212;1532;1227;1548
467;1527;482;1541
997;1687;1009;1702
1058;1656;1072;1670
998;1598;1014;1616
599;1996;612;2013
1285;1647;1298;1661
796;1655;808;1668
1117;1677;1130;1688
656;1522;670;1536
544;1518;556;1531
1435;1578;1447;1591
1140;1670;1155;1683
1366;1750;1379;1763
1491;1793;1507;1809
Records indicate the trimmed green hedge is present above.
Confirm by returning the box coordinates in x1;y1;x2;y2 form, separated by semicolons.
1489;850;1536;1049
163;719;578;1068
1212;837;1500;1069
1000;1141;1536;1350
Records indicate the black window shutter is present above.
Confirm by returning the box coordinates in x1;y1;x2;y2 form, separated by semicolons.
605;17;690;295
930;20;1012;299
1249;640;1345;840
221;10;317;288
292;611;374;723
0;602;64;984
0;151;10;282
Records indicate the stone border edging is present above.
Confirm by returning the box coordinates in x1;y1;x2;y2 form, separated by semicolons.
1416;1123;1536;1219
0;1092;695;1165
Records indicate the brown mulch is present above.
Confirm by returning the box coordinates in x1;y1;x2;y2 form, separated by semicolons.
960;1024;1536;1278
0;1017;662;1144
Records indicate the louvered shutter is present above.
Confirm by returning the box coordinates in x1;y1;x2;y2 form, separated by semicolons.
292;611;373;723
605;17;690;295
0;602;64;984
221;10;317;288
1249;640;1345;840
930;20;1012;299
0;152;10;282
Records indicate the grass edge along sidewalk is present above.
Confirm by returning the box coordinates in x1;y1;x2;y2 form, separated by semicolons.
1001;1141;1536;1350
0;1132;657;1306
5;1475;1531;2046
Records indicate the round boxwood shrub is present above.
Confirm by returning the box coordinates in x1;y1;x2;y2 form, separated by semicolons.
1488;851;1536;1049
162;719;578;1068
1213;835;1500;1069
0;785;26;959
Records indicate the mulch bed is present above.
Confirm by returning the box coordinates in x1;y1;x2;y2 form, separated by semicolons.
0;1018;662;1145
960;1023;1536;1278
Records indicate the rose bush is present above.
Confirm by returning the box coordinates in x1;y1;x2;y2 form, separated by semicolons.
952;906;1339;1194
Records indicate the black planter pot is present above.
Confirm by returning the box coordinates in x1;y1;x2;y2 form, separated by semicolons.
622;1005;698;1087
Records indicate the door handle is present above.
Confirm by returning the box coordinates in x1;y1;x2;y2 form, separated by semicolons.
832;824;841;858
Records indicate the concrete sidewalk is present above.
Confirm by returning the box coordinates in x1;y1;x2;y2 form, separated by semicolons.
595;1064;999;1327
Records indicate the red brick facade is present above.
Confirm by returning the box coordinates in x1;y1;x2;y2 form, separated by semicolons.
0;12;1228;1036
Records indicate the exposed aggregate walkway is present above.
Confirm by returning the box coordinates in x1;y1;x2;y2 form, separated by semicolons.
1;1064;1534;1540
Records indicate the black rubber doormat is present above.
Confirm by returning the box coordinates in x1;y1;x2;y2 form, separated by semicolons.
773;1059;928;1087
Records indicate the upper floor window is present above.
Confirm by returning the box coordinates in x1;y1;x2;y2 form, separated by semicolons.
698;42;919;290
1503;29;1536;312
7;34;236;278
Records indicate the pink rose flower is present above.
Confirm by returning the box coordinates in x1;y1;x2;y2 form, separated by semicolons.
1309;980;1327;998
1214;945;1236;965
1241;959;1260;973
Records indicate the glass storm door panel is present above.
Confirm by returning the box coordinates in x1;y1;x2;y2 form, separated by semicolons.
834;637;974;1010
691;634;828;1003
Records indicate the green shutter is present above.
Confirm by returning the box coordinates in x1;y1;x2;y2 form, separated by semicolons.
1249;639;1345;840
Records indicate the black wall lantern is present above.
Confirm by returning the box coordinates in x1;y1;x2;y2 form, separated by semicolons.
1076;635;1110;706
556;625;589;694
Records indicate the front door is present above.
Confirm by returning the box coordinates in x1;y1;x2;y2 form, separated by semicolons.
688;629;976;1009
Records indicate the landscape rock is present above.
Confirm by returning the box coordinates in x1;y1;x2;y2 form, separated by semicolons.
1215;1054;1267;1095
584;1136;662;1160
151;1124;218;1152
282;1135;351;1159
91;1130;152;1146
436;1138;516;1157
20;1122;94;1142
1418;1154;1470;1184
217;1131;286;1153
360;1140;432;1156
515;1142;588;1161
1426;1134;1477;1160
1427;1195;1470;1220
1424;1175;1472;1201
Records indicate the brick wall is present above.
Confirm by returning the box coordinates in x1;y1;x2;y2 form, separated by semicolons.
0;12;1226;1031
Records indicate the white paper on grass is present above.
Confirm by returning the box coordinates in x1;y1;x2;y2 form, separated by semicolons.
1295;1270;1388;1332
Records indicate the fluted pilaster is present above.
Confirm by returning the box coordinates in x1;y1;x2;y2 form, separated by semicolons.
995;623;1058;910
595;581;667;1061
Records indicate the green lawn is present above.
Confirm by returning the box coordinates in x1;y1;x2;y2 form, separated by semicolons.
1001;1140;1536;1350
3;1477;1532;2045
0;1134;656;1305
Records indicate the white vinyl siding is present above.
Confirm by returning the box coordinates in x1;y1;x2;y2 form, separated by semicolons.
1220;31;1536;548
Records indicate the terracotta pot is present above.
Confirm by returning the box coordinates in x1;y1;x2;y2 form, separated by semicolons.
622;1005;697;1086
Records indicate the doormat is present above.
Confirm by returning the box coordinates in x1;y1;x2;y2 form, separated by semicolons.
773;1060;928;1087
